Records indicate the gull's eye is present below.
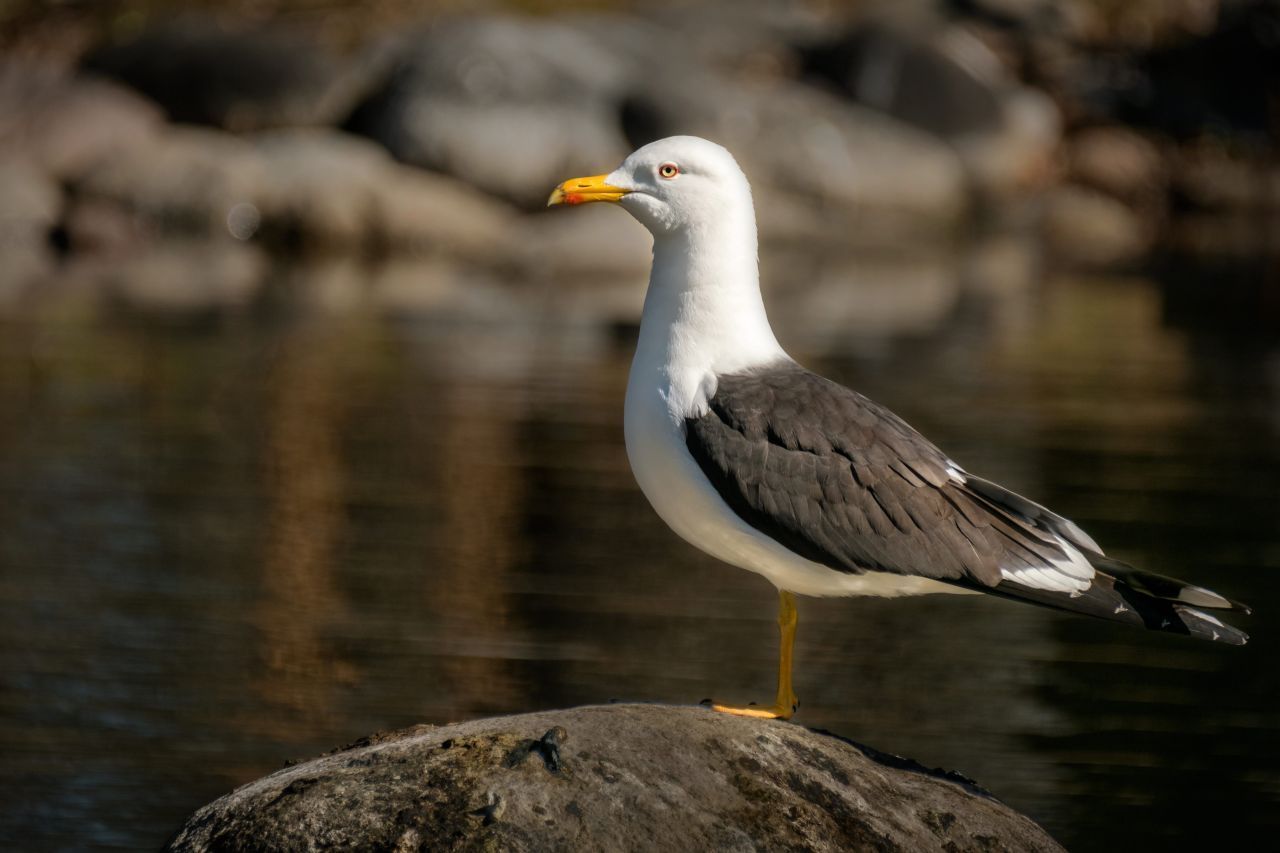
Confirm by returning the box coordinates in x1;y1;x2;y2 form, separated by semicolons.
658;162;680;179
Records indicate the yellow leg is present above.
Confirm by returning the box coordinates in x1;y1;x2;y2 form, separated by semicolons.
712;590;799;720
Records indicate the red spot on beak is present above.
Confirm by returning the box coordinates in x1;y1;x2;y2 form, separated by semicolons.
565;193;584;205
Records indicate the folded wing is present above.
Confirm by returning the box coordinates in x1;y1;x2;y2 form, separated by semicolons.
685;363;1248;644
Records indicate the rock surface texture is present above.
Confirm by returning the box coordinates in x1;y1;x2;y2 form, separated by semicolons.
164;704;1063;852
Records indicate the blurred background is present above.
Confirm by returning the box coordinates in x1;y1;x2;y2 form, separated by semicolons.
1;0;1278;849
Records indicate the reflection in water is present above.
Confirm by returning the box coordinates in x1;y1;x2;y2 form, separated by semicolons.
422;378;529;720
0;244;1276;851
252;308;357;736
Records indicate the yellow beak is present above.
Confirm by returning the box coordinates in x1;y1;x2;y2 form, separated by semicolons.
547;174;630;207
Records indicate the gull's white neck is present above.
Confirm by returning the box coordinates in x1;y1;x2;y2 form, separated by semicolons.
629;206;786;422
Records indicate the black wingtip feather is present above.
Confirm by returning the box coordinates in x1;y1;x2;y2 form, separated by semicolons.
1087;555;1252;614
983;568;1249;646
1173;604;1249;646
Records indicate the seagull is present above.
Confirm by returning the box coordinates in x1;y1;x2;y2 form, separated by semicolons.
548;135;1249;720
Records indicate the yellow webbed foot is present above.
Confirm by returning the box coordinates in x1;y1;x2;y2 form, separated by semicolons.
704;590;800;721
709;700;797;721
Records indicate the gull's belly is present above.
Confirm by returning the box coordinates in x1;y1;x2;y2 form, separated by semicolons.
622;376;963;598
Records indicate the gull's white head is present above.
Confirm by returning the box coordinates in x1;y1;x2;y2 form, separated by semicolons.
550;136;782;395
548;136;753;237
548;135;780;374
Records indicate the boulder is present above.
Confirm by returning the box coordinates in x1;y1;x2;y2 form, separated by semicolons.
638;0;830;72
81;18;386;132
570;15;968;241
164;704;1063;852
0;62;164;182
91;240;268;319
518;204;652;283
347;16;633;210
1065;125;1166;205
801;20;1007;141
76;126;267;238
0;159;60;239
762;248;963;348
348;13;968;237
75;126;516;259
799;19;1062;197
62;196;151;257
251;129;517;258
1171;140;1280;212
1041;184;1151;266
0;161;60;301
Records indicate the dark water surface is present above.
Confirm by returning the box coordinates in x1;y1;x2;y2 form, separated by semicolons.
0;245;1277;851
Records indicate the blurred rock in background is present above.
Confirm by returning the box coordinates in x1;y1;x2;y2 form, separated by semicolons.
1;0;1278;309
80;19;390;132
346;15;634;211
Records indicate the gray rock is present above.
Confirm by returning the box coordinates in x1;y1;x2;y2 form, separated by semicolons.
800;20;1061;198
763;249;963;349
1171;142;1280;212
638;0;831;71
956;86;1061;198
567;14;968;241
1042;184;1151;266
946;0;1085;36
0;161;59;302
251;129;517;258
76;126;516;259
802;20;1007;140
62;196;150;257
1066;126;1166;205
0;62;164;182
77;126;267;238
627;67;968;244
344;13;969;236
164;704;1064;853
81;18;386;132
0;160;59;238
349;16;633;210
519;204;652;283
92;240;268;318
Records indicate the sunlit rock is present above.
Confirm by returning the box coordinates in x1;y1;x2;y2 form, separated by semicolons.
0;161;60;304
1041;184;1151;267
1065;125;1166;207
800;18;1062;199
763;249;963;351
0;61;164;182
77;126;267;238
347;16;632;210
561;15;967;241
164;704;1064;853
75;126;517;259
81;18;386;132
89;240;268;318
520;204;652;283
252;129;517;258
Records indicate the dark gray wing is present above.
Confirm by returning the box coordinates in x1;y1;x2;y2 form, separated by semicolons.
685;362;1069;586
685;362;1249;644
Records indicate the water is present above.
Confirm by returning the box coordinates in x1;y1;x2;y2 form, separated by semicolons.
0;240;1276;851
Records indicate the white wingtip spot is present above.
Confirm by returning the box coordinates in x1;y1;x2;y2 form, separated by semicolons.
1186;608;1225;628
1000;537;1095;593
1114;603;1129;615
1179;585;1232;609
